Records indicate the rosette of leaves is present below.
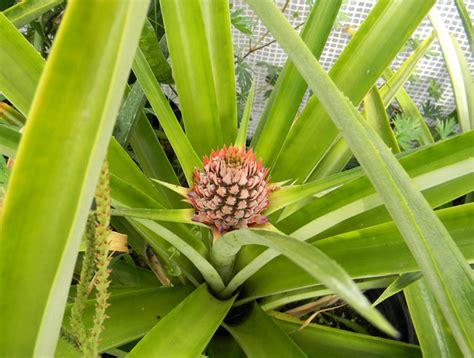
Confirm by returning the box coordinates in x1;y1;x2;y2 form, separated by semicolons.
0;0;472;357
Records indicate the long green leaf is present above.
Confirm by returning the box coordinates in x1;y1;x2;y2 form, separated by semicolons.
451;33;474;128
234;81;254;148
266;165;361;215
114;82;145;146
200;0;237;143
0;102;26;126
0;123;20;158
108;138;168;205
132;47;201;185
3;0;62;28
270;0;435;182
55;286;193;356
238;7;474;339
113;207;199;226
110;173;207;283
271;312;421;357
128;284;235;357
364;86;400;153
220;229;397;336
241;204;474;303
0;13;44;115
430;8;472;132
130;113;179;185
110;173;165;210
303;135;352;182
0;1;149;356
252;0;342;166
379;32;435;107
113;82;146;147
160;0;222;154
224;304;306;357
372;272;422;307
129;112;183;207
115;85;179;205
404;279;463;356
139;18;173;84
454;0;473;53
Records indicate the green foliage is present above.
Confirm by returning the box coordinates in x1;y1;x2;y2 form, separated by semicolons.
435;116;458;140
393;114;422;151
235;54;253;115
421;100;444;119
427;78;442;100
230;8;254;36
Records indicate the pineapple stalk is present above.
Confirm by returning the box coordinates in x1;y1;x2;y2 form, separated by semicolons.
210;238;236;285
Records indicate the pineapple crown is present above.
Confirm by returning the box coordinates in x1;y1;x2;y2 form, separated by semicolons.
188;145;271;234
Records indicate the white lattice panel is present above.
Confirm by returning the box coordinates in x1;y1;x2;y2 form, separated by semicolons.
231;0;474;135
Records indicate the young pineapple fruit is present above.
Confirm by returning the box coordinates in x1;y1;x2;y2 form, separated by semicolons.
188;145;272;234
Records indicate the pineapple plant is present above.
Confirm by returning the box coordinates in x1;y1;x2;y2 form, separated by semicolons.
0;0;472;356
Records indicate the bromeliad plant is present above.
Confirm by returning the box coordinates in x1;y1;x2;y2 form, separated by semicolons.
0;0;473;357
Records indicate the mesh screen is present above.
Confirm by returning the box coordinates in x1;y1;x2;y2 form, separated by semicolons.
230;0;474;135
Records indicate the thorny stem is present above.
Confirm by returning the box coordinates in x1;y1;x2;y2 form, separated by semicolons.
63;160;114;356
87;160;113;357
68;213;97;351
60;327;81;352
